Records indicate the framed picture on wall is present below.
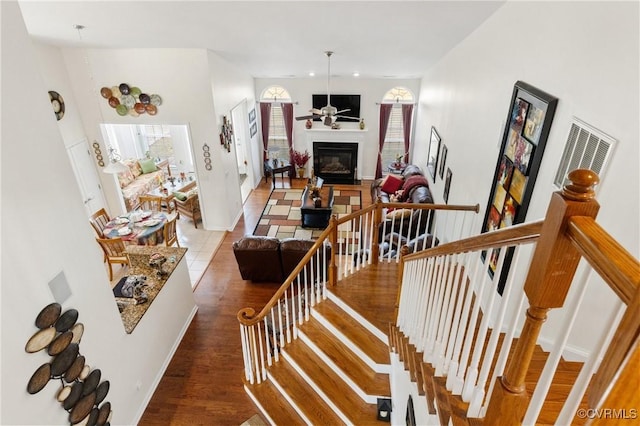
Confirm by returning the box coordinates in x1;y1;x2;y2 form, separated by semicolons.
439;144;448;179
482;81;558;290
250;122;257;137
443;167;452;204
248;108;256;124
426;126;441;181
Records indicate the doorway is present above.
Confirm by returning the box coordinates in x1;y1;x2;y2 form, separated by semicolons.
101;123;196;211
231;100;254;203
67;138;108;216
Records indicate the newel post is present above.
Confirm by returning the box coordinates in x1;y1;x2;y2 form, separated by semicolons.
484;169;600;425
328;214;338;287
372;199;383;265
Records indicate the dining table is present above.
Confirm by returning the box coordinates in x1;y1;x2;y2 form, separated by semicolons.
103;211;169;246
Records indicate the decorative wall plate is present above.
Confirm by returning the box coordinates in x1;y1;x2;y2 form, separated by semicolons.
50;342;79;376
48;91;65;121
69;392;96;424
25;327;57;353
35;302;62;328
55;309;78;332
27;363;52;394
63;381;84;411
64;355;85;383
102;83;162;116
70;322;84;344
47;331;73;356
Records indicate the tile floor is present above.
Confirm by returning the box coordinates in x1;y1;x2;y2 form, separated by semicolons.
175;216;226;288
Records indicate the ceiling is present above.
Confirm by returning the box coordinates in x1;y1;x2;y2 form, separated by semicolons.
18;1;505;79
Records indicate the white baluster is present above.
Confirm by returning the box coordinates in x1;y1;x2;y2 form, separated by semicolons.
462;247;507;402
240;324;252;382
270;308;279;362
469;246;521;416
447;250;482;392
555;299;625;424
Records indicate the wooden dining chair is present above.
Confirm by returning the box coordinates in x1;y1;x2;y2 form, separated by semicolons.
95;237;130;281
138;195;163;213
89;208;111;238
163;215;180;247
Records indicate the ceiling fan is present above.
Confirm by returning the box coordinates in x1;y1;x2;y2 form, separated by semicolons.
295;51;362;127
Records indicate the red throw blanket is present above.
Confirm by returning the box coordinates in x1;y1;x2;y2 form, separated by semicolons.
399;175;429;202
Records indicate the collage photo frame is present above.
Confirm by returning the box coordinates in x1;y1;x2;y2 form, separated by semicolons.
482;81;558;290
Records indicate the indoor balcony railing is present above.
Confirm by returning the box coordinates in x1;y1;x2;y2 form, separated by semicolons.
236;169;638;425
394;169;639;425
237;200;480;386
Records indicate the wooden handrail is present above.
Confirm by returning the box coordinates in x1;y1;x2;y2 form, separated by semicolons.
237;200;479;326
567;216;640;305
237;227;332;326
380;202;480;213
403;220;544;261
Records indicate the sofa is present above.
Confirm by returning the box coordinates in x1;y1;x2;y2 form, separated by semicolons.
371;165;435;243
232;236;330;283
117;158;169;211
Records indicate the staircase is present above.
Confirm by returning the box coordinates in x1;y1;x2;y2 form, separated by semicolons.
390;325;590;426
238;170;640;425
244;293;392;425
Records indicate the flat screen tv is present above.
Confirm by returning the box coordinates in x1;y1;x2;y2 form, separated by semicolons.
312;94;361;122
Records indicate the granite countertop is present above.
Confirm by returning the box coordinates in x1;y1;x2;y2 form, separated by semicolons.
116;246;187;334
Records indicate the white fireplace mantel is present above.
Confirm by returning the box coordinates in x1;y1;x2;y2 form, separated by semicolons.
305;128;368;180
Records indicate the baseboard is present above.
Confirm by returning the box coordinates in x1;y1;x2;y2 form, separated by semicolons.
133;305;199;424
536;335;590;363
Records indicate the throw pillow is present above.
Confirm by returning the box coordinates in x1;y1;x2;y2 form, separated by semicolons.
139;158;158;174
117;169;135;189
173;191;187;201
380;174;404;194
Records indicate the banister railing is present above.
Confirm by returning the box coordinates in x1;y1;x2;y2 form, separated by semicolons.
395;169;639;425
237;198;480;384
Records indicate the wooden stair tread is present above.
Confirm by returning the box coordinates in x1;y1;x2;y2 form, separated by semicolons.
269;357;346;426
299;317;391;396
284;340;383;425
314;299;391;365
328;262;398;334
243;377;306;426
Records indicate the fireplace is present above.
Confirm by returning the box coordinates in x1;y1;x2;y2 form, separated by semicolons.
313;142;358;184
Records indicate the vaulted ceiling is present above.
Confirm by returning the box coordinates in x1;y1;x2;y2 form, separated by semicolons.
19;1;505;79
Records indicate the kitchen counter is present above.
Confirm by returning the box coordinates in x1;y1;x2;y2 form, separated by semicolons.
117;245;188;333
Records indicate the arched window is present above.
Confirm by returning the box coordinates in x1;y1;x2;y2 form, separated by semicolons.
380;87;415;173
260;86;292;160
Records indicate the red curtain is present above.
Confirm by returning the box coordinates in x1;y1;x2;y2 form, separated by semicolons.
402;103;414;164
281;103;295;176
259;102;271;161
375;103;393;179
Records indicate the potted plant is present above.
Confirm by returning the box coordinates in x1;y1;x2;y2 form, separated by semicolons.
292;149;310;178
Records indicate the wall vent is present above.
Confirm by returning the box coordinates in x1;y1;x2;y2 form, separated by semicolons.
553;118;616;189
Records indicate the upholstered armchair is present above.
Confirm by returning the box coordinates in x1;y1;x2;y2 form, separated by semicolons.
174;193;202;228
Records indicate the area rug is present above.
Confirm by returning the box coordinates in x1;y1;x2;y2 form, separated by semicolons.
253;188;361;240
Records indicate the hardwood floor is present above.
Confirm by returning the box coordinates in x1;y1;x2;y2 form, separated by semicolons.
139;177;374;425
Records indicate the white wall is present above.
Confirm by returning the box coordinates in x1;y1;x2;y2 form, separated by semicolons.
58;46;255;231
1;3;196;424
401;3;638;422
207;51;257;228
255;77;421;179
